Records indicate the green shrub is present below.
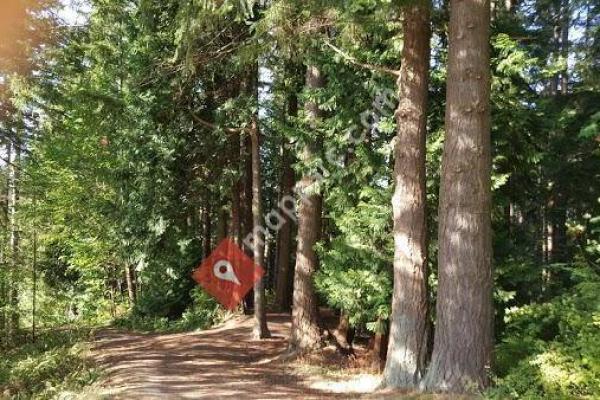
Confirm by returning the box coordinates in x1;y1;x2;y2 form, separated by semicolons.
315;238;391;330
314;185;393;331
114;287;225;332
488;270;600;399
172;287;225;331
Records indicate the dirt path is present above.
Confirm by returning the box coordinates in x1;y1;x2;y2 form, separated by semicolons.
90;314;375;399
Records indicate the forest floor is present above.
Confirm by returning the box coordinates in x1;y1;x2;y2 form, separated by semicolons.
84;314;464;400
84;313;462;399
85;313;380;399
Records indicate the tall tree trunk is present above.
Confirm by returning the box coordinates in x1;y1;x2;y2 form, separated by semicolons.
250;117;271;339
423;0;493;392
550;18;561;95
108;269;116;318
560;0;569;95
265;235;276;288
545;1;569;264
242;133;255;313
231;133;242;245
217;206;228;243
7;139;20;343
203;202;212;257
274;94;297;312
231;181;242;244
32;227;37;342
0;141;10;343
243;135;254;249
125;263;137;305
382;2;431;389
290;65;324;353
274;151;294;311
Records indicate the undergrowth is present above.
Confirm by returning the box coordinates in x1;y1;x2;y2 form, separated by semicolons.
112;287;228;333
0;328;99;399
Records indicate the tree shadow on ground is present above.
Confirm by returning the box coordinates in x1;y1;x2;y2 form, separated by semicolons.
92;314;352;399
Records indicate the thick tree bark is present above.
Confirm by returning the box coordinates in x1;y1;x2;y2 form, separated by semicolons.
290;65;324;352
250;118;271;339
423;0;493;392
274;94;297;312
382;2;431;389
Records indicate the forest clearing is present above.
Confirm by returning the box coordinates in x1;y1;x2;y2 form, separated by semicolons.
1;0;599;399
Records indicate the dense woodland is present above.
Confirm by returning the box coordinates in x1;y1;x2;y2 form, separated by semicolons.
1;0;599;398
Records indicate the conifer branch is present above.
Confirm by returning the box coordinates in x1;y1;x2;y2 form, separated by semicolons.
323;40;400;77
190;112;251;134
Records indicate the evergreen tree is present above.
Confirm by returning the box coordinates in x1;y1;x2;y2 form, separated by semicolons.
383;0;431;388
424;0;494;391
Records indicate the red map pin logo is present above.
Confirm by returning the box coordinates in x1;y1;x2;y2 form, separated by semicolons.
192;238;264;310
213;260;241;285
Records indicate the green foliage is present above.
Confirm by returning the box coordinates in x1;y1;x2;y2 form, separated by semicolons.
316;187;393;330
489;267;600;399
0;329;99;399
114;287;226;333
315;241;391;328
176;288;227;331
